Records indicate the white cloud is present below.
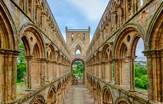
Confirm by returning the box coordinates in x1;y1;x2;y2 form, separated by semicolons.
66;0;108;21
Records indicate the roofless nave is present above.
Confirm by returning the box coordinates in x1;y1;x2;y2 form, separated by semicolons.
0;0;163;104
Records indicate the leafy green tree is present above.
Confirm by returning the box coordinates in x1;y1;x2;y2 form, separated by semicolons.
72;61;84;79
135;63;148;89
17;41;26;83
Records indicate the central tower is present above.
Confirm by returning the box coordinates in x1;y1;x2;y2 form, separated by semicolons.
66;27;90;60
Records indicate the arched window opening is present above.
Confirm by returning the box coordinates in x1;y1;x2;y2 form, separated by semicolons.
134;38;147;92
75;49;81;55
75;44;82;56
16;40;27;94
103;89;113;104
72;60;84;84
33;44;40;58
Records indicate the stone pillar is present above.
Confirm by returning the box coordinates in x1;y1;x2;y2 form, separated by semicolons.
101;62;105;80
56;63;60;78
45;60;49;83
58;64;62;77
95;64;99;77
0;50;18;103
93;65;95;76
114;59;120;85
129;56;135;92
98;64;102;78
30;58;46;89
144;50;163;102
25;55;33;89
40;58;46;86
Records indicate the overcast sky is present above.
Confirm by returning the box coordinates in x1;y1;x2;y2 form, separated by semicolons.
47;0;146;60
47;0;108;40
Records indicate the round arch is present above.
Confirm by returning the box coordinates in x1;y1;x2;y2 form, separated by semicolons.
71;58;85;84
115;97;131;104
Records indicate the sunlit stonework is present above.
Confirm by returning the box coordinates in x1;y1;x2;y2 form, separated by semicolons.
0;0;162;104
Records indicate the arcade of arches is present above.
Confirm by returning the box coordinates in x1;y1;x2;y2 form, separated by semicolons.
0;0;163;104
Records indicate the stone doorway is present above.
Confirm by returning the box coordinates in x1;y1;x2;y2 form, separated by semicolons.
71;59;85;85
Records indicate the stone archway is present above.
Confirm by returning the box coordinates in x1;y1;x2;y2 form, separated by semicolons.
71;59;85;84
0;2;17;103
113;26;146;91
75;44;82;56
146;7;163;102
47;44;56;82
102;44;113;82
115;97;131;104
47;86;57;104
103;86;113;104
30;95;45;104
19;25;46;89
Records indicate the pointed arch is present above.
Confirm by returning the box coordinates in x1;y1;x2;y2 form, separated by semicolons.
47;86;57;104
0;1;16;49
103;85;113;104
113;24;146;90
75;44;82;55
145;3;163;101
30;95;45;104
0;1;17;102
19;24;46;58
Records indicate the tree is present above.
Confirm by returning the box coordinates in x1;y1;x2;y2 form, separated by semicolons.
17;41;26;83
72;61;84;79
135;63;148;89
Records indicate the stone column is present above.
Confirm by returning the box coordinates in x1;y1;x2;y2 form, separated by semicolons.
59;64;62;77
129;56;135;92
0;49;18;103
56;63;60;78
144;50;163;102
114;59;120;85
25;55;33;89
45;60;49;83
53;61;57;80
95;64;99;77
98;64;102;78
41;58;47;86
101;62;105;80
